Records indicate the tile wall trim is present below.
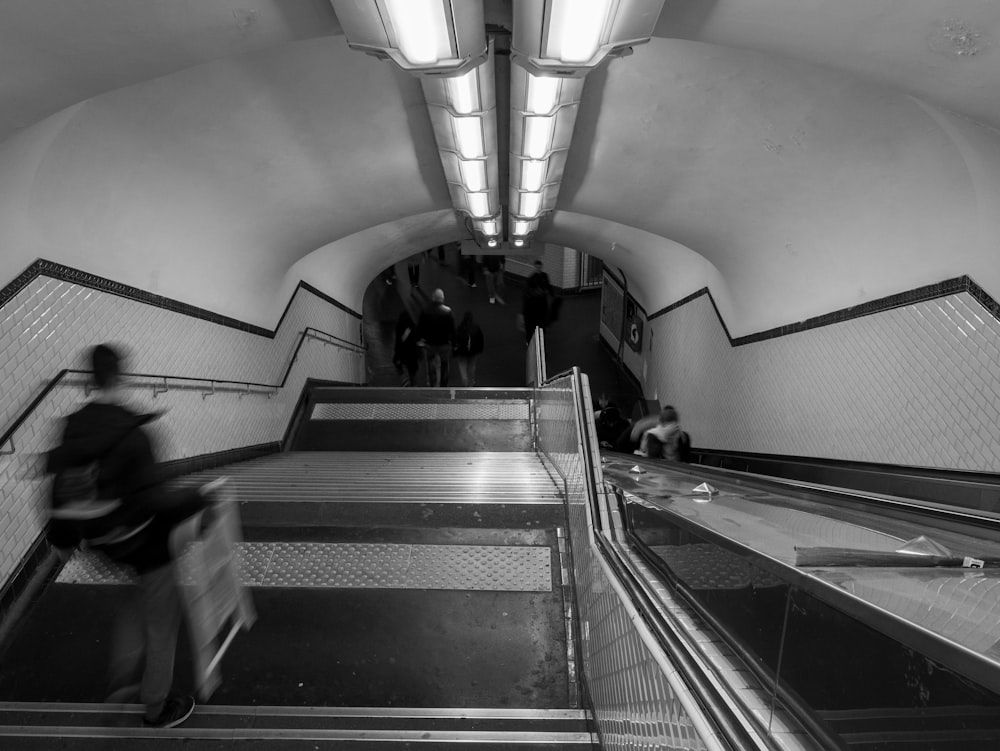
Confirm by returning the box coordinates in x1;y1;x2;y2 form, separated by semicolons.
646;276;997;345
0;259;363;337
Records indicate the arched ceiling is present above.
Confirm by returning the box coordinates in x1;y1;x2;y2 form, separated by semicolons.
0;0;998;333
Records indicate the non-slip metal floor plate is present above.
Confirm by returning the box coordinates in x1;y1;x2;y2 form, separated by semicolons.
57;543;553;592
310;401;529;421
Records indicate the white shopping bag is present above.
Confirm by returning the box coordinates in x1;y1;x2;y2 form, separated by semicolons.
170;477;256;700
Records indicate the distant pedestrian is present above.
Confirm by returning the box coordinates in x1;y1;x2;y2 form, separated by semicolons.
483;254;506;305
417;289;455;387
522;260;553;343
393;310;420;386
407;252;421;289
453;311;485;386
461;254;479;288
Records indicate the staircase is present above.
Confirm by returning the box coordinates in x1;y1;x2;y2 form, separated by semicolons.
0;388;599;749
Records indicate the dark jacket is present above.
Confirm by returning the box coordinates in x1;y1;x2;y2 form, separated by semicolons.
393;311;419;365
45;401;205;573
483;255;504;273
417;302;455;347
454;319;484;356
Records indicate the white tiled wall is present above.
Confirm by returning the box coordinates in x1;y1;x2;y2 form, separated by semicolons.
0;274;364;586
643;291;1000;472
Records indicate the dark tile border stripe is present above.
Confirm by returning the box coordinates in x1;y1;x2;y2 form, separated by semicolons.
0;259;362;337
646;276;997;345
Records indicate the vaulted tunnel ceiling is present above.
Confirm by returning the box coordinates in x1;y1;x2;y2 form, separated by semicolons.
1;0;998;335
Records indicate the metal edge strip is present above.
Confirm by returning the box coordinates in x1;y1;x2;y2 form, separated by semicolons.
0;726;596;743
0;702;588;720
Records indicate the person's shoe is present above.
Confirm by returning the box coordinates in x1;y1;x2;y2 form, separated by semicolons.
143;695;195;729
489;297;495;304
468;282;477;288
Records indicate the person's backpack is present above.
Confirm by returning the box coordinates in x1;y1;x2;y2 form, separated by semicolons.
51;461;103;515
677;431;692;463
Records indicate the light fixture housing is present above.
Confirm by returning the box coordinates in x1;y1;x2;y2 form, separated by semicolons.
511;0;667;76
423;42;500;223
507;64;581;233
332;0;488;76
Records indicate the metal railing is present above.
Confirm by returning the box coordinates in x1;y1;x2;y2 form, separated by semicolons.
537;368;778;751
0;327;365;456
526;326;547;386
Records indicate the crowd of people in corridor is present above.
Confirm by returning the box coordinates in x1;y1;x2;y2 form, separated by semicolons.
387;247;559;388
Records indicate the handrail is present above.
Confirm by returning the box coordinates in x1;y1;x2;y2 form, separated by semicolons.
563;367;781;751
541;367;574;387
302;327;366;354
0;326;365;455
609;480;846;751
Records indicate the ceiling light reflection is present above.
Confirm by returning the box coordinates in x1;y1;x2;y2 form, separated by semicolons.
545;0;611;64
523;116;554;159
454;117;485;159
384;0;452;66
526;74;559;115
446;69;480;114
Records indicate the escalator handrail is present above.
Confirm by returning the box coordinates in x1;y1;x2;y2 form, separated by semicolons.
562;368;788;751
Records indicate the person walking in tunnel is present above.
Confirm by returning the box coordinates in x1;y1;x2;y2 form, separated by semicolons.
522;260;555;344
417;289;455;387
461;252;479;288
482;253;506;305
393;309;420;386
406;252;422;290
453;310;485;387
44;344;218;729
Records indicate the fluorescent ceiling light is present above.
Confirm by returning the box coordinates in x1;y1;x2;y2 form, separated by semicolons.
454;117;485;159
468;192;491;217
460;160;488;192
545;0;611;64
384;0;452;66
523;116;554;159
520;160;547;191
525;74;559;115
446;69;480;114
518;192;542;218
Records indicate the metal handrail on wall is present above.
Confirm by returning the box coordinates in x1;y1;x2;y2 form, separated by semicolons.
560;367;776;751
0;326;365;456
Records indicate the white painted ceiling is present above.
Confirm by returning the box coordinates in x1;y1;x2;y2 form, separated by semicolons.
0;0;998;334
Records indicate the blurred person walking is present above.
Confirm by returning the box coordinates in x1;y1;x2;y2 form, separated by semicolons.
453;311;485;387
522;260;556;344
393;309;420;386
417;289;455;386
482;254;506;305
44;344;219;729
